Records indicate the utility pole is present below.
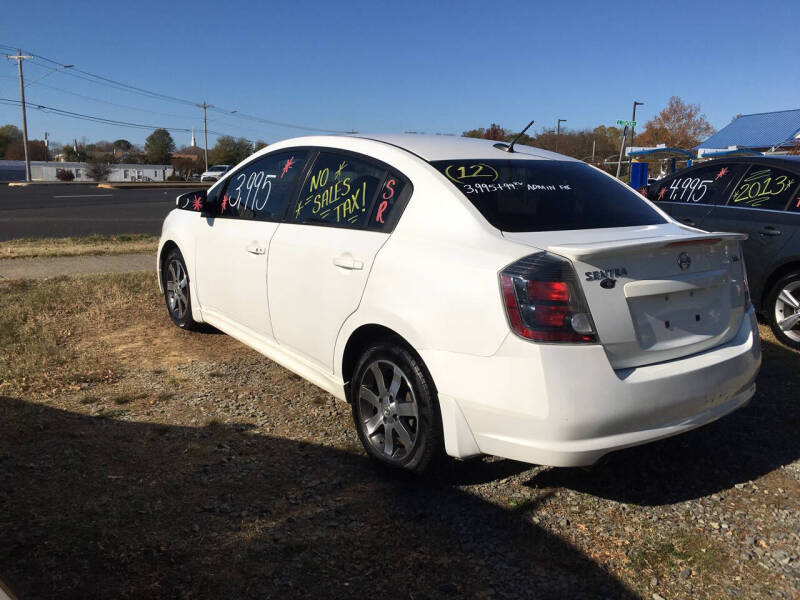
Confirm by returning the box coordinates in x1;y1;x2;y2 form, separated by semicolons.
591;139;596;163
196;101;214;171
6;50;34;182
556;119;567;153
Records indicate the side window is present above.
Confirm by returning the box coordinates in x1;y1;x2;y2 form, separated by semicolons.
650;163;745;205
787;190;800;213
293;151;385;228
221;151;308;221
729;164;798;210
367;172;407;231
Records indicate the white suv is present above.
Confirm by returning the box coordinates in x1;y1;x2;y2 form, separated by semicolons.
158;134;761;473
200;164;230;182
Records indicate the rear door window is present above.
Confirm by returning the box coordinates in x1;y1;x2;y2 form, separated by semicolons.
728;164;799;210
292;151;385;228
650;163;745;206
367;172;408;231
787;191;800;213
431;159;665;232
220;151;308;221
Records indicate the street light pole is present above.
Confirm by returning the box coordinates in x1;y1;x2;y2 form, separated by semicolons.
556;119;567;153
6;50;34;182
629;101;644;168
196;101;214;171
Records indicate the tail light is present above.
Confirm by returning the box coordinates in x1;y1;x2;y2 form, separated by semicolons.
500;252;597;343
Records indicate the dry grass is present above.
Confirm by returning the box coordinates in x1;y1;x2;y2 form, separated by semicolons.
0;234;158;259
0;272;157;395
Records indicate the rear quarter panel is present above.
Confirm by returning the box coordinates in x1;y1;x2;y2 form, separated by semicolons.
336;166;532;381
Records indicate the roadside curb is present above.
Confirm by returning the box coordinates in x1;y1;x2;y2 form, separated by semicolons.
5;182;208;189
97;182;211;190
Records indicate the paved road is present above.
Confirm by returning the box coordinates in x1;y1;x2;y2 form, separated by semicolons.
0;184;190;240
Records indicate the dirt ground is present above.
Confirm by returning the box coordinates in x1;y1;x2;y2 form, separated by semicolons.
0;272;798;599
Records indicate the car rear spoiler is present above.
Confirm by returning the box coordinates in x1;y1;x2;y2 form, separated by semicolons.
547;232;747;261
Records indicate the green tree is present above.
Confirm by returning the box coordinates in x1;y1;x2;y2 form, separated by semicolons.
144;128;175;164
254;140;268;152
0;124;22;159
113;139;133;152
209;136;253;165
61;146;87;162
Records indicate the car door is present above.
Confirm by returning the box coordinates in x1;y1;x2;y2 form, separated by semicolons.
648;162;745;230
268;149;409;371
194;150;310;339
702;162;800;299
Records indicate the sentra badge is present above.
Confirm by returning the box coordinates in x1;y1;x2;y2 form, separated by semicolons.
585;267;628;282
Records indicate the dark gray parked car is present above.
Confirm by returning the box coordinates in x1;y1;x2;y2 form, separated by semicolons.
647;156;800;349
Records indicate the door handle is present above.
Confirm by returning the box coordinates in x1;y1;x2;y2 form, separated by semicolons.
759;226;781;237
333;255;364;270
681;217;696;227
246;242;266;255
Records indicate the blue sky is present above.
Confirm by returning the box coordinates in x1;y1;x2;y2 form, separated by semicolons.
1;0;798;148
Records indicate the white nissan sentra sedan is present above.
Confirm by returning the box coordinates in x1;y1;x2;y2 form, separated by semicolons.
158;134;762;473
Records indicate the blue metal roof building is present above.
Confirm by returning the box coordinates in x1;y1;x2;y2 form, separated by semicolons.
698;109;800;153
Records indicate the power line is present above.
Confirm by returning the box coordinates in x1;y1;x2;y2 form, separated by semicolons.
0;97;255;144
1;43;353;134
1;97;190;133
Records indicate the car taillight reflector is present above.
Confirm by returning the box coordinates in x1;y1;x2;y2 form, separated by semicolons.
500;252;597;344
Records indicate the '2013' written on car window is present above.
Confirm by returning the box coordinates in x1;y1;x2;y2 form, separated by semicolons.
732;169;795;207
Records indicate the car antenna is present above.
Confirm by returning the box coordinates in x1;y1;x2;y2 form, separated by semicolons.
495;120;534;153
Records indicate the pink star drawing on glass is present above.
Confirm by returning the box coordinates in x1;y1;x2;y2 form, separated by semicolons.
192;195;203;211
658;187;667;200
715;167;728;180
281;156;295;179
221;194;228;212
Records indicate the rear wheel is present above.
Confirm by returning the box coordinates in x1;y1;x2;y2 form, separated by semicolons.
350;341;442;473
163;248;201;330
766;272;800;349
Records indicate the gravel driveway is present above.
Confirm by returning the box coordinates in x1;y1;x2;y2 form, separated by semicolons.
0;272;798;599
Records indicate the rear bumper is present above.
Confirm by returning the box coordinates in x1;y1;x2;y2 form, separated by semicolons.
424;307;761;467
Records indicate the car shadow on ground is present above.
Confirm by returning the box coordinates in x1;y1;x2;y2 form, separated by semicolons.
0;396;636;600
525;337;800;505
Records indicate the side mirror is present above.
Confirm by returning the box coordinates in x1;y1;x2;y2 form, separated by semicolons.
175;190;218;216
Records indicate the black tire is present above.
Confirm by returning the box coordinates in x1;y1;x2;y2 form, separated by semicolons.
162;247;201;330
765;271;800;350
350;340;442;473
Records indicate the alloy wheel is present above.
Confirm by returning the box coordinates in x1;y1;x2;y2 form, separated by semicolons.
165;259;189;320
356;359;420;461
774;280;800;343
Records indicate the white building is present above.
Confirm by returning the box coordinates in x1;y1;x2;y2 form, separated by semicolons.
0;160;174;182
33;161;174;182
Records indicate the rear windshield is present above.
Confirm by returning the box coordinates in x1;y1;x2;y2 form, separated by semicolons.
431;159;666;232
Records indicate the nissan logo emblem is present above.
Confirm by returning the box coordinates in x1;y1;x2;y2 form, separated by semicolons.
678;252;692;271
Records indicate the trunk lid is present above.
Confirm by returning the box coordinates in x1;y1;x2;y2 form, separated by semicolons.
503;224;750;369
